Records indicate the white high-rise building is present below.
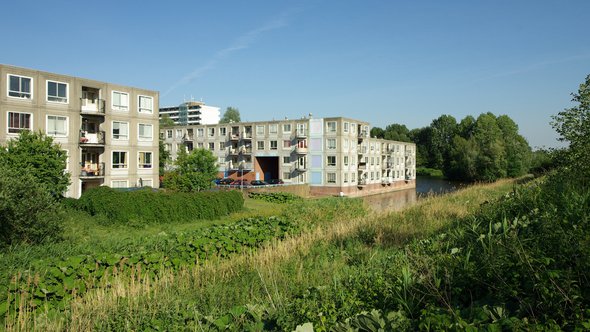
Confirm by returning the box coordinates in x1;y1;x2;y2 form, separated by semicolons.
159;101;220;126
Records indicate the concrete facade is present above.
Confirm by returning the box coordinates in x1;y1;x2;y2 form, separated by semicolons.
161;116;416;197
0;64;159;198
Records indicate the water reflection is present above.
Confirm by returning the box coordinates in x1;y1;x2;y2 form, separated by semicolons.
362;188;417;213
362;176;470;213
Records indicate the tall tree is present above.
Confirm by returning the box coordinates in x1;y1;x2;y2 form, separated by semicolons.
383;123;411;142
220;107;241;124
370;127;385;139
427;115;458;170
497;115;531;177
159;114;175;127
163;148;218;192
159;139;170;177
0;130;70;196
551;74;590;183
472;113;506;181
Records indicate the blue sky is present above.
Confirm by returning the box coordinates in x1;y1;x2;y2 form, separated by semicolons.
2;1;589;148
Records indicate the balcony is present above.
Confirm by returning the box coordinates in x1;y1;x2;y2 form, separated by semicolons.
80;162;105;179
358;178;367;187
295;163;307;171
242;132;253;140
80;98;105;115
79;130;105;146
295;146;308;154
358;163;367;170
229;133;240;141
229;147;239;155
357;130;368;142
295;129;308;139
239;162;253;170
240;147;252;155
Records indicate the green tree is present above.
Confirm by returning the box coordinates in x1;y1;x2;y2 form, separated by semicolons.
159;139;170;177
383;123;412;142
159;114;175;127
427;115;458;170
496;115;531;177
0;130;69;197
472;113;506;181
0;161;63;246
220;107;241;124
370;127;385;139
551;74;590;182
163;148;218;192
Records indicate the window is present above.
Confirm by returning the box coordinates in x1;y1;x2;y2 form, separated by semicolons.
208;128;215;137
327;156;336;167
165;143;172;151
8;74;32;99
138;124;153;141
257;141;264;150
344;156;349;166
283;156;290;164
344;122;349;133
159;132;164;139
197;128;204;137
283;124;291;133
47;115;67;136
283;140;291;148
112;151;127;168
220;127;227;136
197;142;204;149
270;140;278;150
112;91;129;111
344;173;348;183
327;138;336;150
283;172;290;180
138;95;153;114
327;172;336;183
141;179;153;187
209;142;215;150
256;125;265;135
343;139;349;149
269;124;278;134
166;129;172;138
351;173;356;183
327;121;337;133
47;81;68;103
111;180;128;188
112;121;129;140
7;112;32;133
138;152;152;168
176;129;183;138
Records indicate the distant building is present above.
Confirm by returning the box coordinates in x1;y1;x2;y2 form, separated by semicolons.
159;101;220;126
161;116;416;197
0;64;159;197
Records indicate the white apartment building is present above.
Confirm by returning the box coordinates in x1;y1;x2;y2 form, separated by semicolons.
159;101;220;126
161;116;416;196
0;64;159;198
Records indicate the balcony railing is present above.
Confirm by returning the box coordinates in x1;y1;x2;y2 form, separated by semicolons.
80;162;105;178
295;163;307;171
240;147;252;154
295;129;308;138
229;133;240;141
358;163;367;170
80;98;106;115
358;178;367;186
295;146;308;154
79;130;105;145
229;147;238;155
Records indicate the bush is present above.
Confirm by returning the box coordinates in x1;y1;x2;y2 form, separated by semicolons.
75;187;244;225
0;164;63;246
248;192;302;204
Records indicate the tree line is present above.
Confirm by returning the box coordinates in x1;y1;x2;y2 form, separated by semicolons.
371;112;533;181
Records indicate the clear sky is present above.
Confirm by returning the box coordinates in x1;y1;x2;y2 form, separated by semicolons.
2;1;589;148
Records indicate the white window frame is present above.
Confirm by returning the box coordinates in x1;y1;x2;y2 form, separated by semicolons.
256;125;265;135
166;129;172;138
283;124;292;133
327;155;336;167
112;121;129;140
327;138;336;150
344;122;349;133
46;115;68;137
112;151;128;169
112;91;129;112
208;142;215;151
138;151;153;169
111;180;128;188
7;111;32;134
208;127;215;137
46;80;68;103
270;140;278;150
219;127;227;136
269;124;278;134
7;74;33;99
138;95;153;114
327;121;337;133
138;123;153;141
257;141;265;150
327;172;336;184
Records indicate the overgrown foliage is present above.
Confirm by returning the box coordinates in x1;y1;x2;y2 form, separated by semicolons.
0;130;69;196
162;148;218;192
248;192;302;204
0;164;63;247
72;186;243;225
219;106;241;124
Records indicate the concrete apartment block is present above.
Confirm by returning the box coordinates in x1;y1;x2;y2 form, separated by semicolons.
161;116;416;197
0;64;159;198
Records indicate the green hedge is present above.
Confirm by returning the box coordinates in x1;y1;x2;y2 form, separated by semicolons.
248;192;302;204
73;187;244;225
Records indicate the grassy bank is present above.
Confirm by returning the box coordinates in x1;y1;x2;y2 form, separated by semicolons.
4;180;524;331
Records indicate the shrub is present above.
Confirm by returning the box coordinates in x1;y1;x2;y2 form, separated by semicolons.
248;192;302;204
0;164;63;246
75;187;244;225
